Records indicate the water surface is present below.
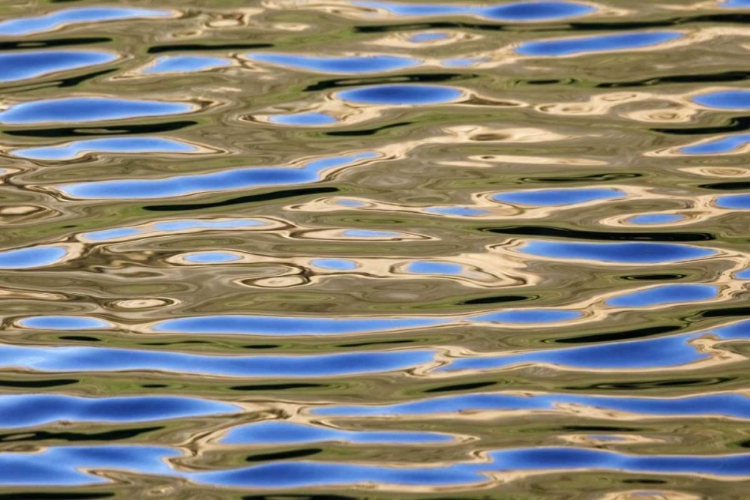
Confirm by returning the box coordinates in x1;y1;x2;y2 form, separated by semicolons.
0;1;748;498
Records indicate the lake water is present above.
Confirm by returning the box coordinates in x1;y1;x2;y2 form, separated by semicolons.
0;0;749;498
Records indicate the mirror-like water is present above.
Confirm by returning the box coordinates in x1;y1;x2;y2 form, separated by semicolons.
0;0;749;498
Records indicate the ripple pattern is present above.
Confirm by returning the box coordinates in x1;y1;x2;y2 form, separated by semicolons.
0;1;749;499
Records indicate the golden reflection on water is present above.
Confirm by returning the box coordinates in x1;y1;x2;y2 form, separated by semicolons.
0;0;750;498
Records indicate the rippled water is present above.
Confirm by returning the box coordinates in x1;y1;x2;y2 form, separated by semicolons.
1;0;750;498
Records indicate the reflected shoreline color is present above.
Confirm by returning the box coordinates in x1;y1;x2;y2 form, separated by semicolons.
0;0;748;497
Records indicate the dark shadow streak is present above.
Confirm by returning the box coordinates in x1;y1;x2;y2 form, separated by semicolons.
652;116;750;135
0;426;163;443
1;69;117;93
0;378;78;388
143;186;338;212
480;226;715;242
245;448;322;462
424;381;496;393
0;37;111;50
553;325;682;344
3;120;197;138
699;181;750;190
305;72;476;92
565;377;735;391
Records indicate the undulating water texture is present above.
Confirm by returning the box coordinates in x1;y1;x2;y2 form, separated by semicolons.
0;0;749;499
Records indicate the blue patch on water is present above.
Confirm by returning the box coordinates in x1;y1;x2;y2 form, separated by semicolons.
59;152;376;199
249;53;418;73
0;343;435;377
268;113;337;126
197;447;750;487
356;1;594;21
606;284;718;308
478;1;595;21
410;32;449;42
337;199;365;207
153;219;264;231
716;193;750;209
83;227;142;241
314;390;747;418
84;220;264;241
0;7;171;36
407;261;463;274
312;259;357;270
338;84;462;105
19;316;111;330
343;229;401;237
521;241;715;264
472;309;581;324
426;206;488;216
356;1;466;16
517;32;682;56
712;319;750;339
0;246;68;268
222;421;452;445
184;252;241;263
736;267;750;279
680;134;750;154
4;443;750;488
153;315;447;335
0;97;192;125
692;90;750;109
493;188;622;206
14;137;197;160
723;0;750;6
442;57;481;67
441;334;705;373
0;445;180;486
0;51;116;82
628;213;685;224
0;395;238;428
144;55;230;74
